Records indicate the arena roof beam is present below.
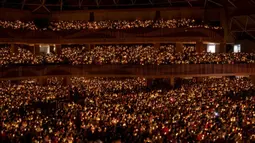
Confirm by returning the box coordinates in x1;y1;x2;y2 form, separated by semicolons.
208;0;223;7
168;0;172;6
244;32;255;39
33;5;42;12
95;0;101;7
113;0;119;6
232;18;246;32
204;0;208;8
32;0;50;13
232;17;255;39
230;32;237;39
248;15;255;23
78;0;83;8
186;0;192;7
228;0;237;8
131;0;136;5
21;0;26;10
148;0;154;5
250;0;255;5
41;0;50;13
60;0;63;11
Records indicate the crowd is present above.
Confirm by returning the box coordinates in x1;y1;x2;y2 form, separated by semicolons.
0;20;37;30
0;44;255;66
61;45;176;65
0;19;222;31
71;77;147;94
0;46;60;66
0;77;254;143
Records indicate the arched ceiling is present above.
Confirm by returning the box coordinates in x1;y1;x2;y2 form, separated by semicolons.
230;14;255;41
0;0;254;12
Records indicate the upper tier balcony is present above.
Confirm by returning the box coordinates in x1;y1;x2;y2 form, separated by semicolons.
0;27;223;44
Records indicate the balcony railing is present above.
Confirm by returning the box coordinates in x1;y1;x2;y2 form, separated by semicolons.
0;27;223;44
0;64;255;79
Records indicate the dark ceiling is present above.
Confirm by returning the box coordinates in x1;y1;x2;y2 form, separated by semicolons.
1;0;254;12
